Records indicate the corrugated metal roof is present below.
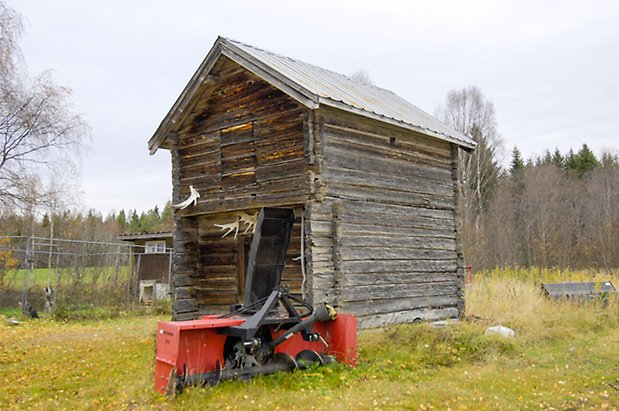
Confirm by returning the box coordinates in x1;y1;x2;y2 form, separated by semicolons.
224;38;475;149
149;37;475;153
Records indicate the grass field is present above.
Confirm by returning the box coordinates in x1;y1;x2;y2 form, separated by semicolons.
0;270;617;410
0;266;132;290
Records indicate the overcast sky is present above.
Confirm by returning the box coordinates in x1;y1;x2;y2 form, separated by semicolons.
9;0;619;215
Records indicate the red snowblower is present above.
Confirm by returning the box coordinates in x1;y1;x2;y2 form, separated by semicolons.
155;208;356;395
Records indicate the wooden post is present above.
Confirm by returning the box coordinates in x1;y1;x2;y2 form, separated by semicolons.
331;201;343;308
171;133;199;320
450;144;466;317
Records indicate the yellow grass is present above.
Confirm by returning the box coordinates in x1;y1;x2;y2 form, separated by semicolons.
467;268;618;342
0;269;617;410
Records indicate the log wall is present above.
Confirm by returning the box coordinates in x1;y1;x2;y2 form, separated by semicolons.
312;108;462;327
175;57;309;217
171;139;200;320
169;58;312;316
194;209;305;314
168;58;465;323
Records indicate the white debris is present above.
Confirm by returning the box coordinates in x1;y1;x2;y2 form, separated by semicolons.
485;325;515;338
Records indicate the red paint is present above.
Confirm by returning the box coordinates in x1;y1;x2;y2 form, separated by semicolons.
154;314;356;394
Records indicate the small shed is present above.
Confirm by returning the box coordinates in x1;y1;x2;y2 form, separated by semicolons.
148;37;475;326
118;232;173;302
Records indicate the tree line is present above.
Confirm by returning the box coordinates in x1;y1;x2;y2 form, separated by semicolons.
437;87;619;272
3;0;616;271
0;202;174;243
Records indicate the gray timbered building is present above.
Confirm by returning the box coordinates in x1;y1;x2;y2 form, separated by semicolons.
148;37;475;327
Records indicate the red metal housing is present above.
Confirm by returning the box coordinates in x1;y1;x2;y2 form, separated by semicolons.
155;314;356;394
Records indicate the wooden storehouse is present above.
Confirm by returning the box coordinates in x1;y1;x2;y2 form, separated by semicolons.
148;37;476;327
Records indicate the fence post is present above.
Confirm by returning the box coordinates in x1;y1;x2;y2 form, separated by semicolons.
21;235;33;313
135;253;142;302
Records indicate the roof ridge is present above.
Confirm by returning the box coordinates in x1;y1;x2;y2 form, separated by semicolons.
223;37;396;94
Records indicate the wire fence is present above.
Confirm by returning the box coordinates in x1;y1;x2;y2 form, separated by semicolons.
0;235;172;317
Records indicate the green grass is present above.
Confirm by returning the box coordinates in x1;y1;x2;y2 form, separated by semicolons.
0;272;617;410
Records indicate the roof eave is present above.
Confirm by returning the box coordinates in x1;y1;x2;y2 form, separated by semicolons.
148;38;226;154
318;98;476;150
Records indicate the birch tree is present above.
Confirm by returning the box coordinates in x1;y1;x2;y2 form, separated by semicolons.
0;1;87;210
436;87;502;225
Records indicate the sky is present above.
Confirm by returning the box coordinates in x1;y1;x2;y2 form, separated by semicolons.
8;0;619;215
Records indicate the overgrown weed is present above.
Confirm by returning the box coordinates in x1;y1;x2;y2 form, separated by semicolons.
466;269;619;344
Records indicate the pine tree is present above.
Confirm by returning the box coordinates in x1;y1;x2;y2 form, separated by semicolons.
563;144;600;178
551;148;564;168
575;144;599;176
129;210;140;233
564;149;578;171
510;146;525;174
116;209;127;231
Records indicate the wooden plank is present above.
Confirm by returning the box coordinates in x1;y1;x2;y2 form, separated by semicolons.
356;307;459;328
320;106;452;154
173;298;199;314
339;247;456;261
341;295;460;317
340;259;458;274
325;181;454;210
340;272;458;287
323;123;452;166
174;286;194;300
338;235;456;250
340;281;460;302
339;221;456;237
341;200;454;222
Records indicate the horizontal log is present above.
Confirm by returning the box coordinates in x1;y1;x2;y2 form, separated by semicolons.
338;235;456;250
323;138;452;179
341;295;460;317
325;182;454;210
173;274;197;287
324;165;454;197
340;259;458;274
340;200;454;223
174;311;199;321
339;247;456;261
323;126;452;168
179;130;220;151
173;298;199;314
339;221;455;237
174;286;194;300
341;272;457;287
340;281;459;302
356;307;459;328
320;106;451;154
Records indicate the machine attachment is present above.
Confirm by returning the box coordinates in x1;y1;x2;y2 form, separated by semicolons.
155;208;356;395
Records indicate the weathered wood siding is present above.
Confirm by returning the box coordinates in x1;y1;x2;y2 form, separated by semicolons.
175;57;309;216
171;140;201;320
168;58;465;324
194;210;305;314
169;58;311;317
312;108;462;327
